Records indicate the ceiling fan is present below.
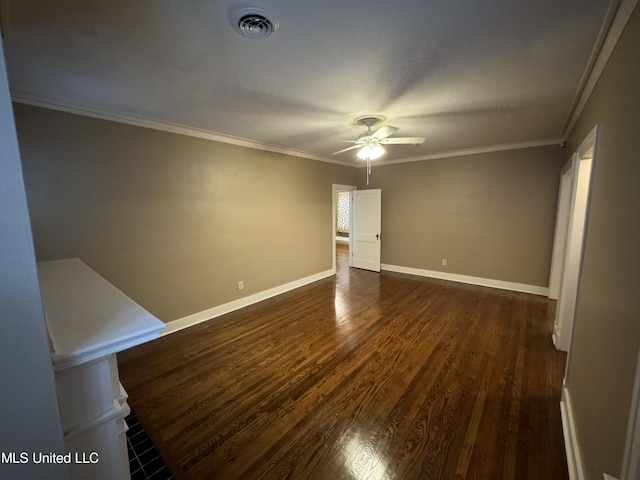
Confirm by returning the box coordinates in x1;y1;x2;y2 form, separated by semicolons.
333;116;425;160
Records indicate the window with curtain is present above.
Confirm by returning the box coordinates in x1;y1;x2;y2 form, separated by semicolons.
336;192;350;234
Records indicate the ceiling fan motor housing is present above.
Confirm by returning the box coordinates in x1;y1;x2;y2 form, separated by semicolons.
355;115;385;129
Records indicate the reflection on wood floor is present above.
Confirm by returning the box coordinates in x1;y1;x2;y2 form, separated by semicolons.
118;241;568;479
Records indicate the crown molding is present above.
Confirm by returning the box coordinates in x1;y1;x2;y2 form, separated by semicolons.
12;93;567;168
562;0;638;138
10;92;356;168
373;138;565;166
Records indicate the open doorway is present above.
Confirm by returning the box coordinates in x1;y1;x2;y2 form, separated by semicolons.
548;155;576;301
549;126;597;353
332;184;356;274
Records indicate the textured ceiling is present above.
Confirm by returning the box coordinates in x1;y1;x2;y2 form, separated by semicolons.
4;0;611;164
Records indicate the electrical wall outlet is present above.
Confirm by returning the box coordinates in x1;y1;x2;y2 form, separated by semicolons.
442;259;448;266
238;281;244;290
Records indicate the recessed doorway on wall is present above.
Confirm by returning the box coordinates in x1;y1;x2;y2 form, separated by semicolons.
549;125;597;355
336;191;351;243
332;184;356;273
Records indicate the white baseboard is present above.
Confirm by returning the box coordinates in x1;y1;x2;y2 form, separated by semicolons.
161;269;334;336
163;264;548;336
561;384;585;480
380;264;549;296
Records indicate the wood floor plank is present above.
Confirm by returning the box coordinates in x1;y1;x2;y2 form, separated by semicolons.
118;244;569;479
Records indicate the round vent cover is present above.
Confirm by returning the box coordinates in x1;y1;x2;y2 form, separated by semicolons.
232;7;277;39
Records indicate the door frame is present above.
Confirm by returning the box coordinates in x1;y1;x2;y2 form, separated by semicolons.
622;351;640;480
332;184;356;273
553;125;598;354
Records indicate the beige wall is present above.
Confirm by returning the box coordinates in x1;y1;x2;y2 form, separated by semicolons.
564;5;640;479
15;104;357;322
357;146;565;287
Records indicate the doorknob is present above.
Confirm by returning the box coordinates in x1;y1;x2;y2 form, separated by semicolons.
376;233;380;240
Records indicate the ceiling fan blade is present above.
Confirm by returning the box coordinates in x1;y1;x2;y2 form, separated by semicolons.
379;137;426;145
372;125;398;140
332;144;361;155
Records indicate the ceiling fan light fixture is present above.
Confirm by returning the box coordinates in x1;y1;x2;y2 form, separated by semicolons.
357;144;386;160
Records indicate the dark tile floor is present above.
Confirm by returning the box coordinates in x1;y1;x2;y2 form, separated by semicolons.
126;411;173;480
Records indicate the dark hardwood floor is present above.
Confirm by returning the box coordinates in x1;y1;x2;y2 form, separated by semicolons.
118;243;568;479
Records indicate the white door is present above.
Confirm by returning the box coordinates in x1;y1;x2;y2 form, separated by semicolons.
351;189;381;272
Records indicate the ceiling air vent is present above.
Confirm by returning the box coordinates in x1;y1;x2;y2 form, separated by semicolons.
232;7;277;39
